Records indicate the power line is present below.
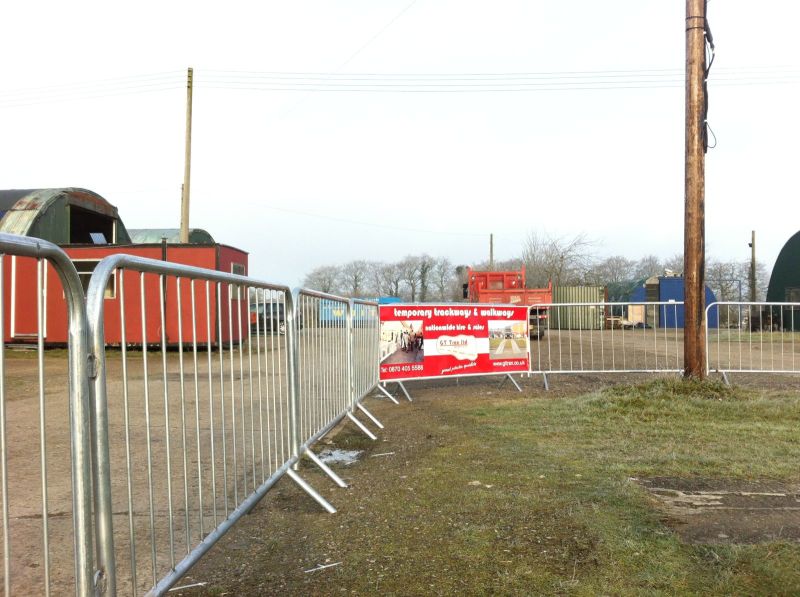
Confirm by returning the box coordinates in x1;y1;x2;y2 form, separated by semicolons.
0;71;184;109
0;71;183;97
253;203;487;237
1;65;799;109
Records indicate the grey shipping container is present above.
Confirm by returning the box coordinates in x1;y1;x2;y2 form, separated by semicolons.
550;286;607;330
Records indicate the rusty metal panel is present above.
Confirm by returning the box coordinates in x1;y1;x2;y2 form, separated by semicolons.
0;188;131;244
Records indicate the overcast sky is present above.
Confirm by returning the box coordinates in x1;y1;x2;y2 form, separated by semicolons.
1;1;798;288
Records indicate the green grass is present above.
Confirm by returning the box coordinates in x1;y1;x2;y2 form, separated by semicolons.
708;330;800;344
454;380;800;594
187;379;800;596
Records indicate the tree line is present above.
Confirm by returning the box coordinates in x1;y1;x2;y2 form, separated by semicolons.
303;231;769;303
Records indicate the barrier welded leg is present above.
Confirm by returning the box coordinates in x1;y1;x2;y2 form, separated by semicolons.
499;373;522;392
377;384;400;405
347;412;377;440
304;449;348;488
397;382;413;402
286;468;337;513
357;403;384;429
721;371;731;386
542;372;550;391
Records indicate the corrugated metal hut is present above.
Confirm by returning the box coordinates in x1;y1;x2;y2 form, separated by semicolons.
766;230;800;330
629;276;718;328
1;188;248;345
0;187;132;244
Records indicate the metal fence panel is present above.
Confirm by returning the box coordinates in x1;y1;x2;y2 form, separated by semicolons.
530;302;684;377
706;301;800;375
0;233;94;597
86;256;295;596
351;300;379;403
294;291;353;449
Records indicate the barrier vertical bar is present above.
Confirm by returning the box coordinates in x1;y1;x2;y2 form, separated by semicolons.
347;299;355;412
0;255;9;597
36;259;52;596
158;274;177;570
289;290;302;467
176;278;191;555
205;281;218;529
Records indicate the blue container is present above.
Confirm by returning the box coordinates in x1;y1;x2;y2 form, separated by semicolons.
319;299;348;326
657;277;718;329
319;296;399;326
627;277;718;328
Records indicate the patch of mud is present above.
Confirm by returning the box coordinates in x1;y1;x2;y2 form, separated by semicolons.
318;448;363;466
634;477;800;545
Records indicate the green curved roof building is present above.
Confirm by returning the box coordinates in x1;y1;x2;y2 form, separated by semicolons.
767;231;800;303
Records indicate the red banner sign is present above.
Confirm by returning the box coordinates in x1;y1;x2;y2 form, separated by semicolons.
379;304;530;381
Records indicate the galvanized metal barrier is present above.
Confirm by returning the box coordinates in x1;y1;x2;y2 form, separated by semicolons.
530;302;685;387
294;291;382;460
706;301;800;380
85;256;384;595
86;256;302;595
351;300;380;405
0;234;94;596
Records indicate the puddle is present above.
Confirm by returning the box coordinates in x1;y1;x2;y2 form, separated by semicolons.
634;477;800;545
318;449;363;466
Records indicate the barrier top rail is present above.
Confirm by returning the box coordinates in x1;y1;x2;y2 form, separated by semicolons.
706;301;800;309
294;287;350;302
0;233;94;597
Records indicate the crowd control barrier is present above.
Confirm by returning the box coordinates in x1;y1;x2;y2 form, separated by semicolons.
0;234;94;596
84;256;382;595
529;302;686;388
706;301;800;381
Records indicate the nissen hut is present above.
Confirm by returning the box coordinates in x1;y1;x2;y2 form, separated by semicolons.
766;230;800;331
0;188;248;345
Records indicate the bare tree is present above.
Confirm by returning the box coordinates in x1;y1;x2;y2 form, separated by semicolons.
585;255;636;285
706;258;768;302
470;258;522;272
380;262;404;298
365;262;387;296
432;257;454;300
417;254;436;302
302;265;340;293
338;260;370;297
632;255;664;280
663;253;684;275
398;255;422;301
521;230;595;287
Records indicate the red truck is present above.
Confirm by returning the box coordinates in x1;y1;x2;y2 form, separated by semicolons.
464;265;552;339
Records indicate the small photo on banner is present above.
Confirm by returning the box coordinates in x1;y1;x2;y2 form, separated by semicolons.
488;320;528;360
379;304;529;381
380;320;425;365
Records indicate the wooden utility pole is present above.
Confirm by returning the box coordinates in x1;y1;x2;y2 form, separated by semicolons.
684;0;707;378
180;67;194;244
749;230;757;302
